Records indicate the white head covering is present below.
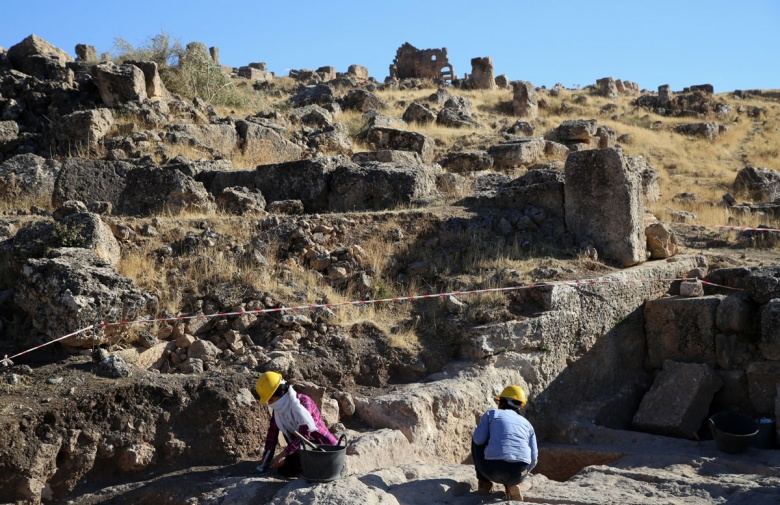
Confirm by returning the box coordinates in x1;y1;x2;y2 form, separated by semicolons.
271;385;317;438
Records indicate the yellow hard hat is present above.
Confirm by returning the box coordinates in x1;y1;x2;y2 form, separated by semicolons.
256;371;283;404
495;385;527;406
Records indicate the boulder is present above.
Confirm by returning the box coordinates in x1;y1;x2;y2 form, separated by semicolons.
255;156;346;213
733;166;780;202
645;222;678;259
596;77;618;100
342;89;388;112
743;266;780;304
52;159;133;209
93;62;148;106
7;34;73;75
54;109;114;150
402;102;437;125
512;80;538;118
307;126;354;156
58;212;121;265
0;120;19;151
289;84;334;107
366;127;435;163
565;148;646;266
470;57;496;90
675;122;719;141
329;162;440;212
14;248;149;347
488;138;546;169
125;60;169;100
632;360;723;438
166;124;239;157
235;120;303;163
217;186;266;215
644;295;722;368
492;170;565;219
289;105;333;128
436;107;480;129
347;65;369;80
117;165;215;216
0;154;61;202
440;151;493;173
557;119;598;141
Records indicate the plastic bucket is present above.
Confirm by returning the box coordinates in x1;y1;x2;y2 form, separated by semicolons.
300;434;347;483
709;412;758;454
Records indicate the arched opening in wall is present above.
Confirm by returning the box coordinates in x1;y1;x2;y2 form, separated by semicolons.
431;55;437;61
439;64;454;81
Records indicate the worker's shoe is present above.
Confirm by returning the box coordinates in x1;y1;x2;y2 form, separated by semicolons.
477;480;493;495
505;484;523;501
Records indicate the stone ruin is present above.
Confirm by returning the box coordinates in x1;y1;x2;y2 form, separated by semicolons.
596;77;639;99
389;42;454;82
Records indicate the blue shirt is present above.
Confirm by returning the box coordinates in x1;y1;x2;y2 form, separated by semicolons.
473;409;538;470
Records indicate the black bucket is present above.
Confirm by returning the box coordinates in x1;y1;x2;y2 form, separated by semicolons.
709;412;758;455
300;434;347;483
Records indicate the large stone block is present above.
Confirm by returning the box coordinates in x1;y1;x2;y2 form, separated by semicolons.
644;295;722;368
492;169;565;218
760;299;780;360
747;361;780;415
565;148;646;266
711;370;755;415
52;158;134;208
632;360;723;438
488;138;546;169
716;293;759;335
512;80;537;118
366;127;435;163
329;161;439;212
93;62;147;106
255;156;346;213
7;34;72;75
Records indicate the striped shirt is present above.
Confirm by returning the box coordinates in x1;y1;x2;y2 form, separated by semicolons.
263;393;337;456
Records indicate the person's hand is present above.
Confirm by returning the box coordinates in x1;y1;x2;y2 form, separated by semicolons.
271;453;287;468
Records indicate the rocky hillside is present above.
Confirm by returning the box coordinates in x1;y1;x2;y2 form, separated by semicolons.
1;34;780;504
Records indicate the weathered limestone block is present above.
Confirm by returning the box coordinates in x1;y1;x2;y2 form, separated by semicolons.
345;429;418;475
0;154;60;201
644;295;722;368
716;294;759;335
675;122;719;141
733;166;780;202
14;248;149;347
596;77;618;100
744;266;780;304
352;150;423;165
58;212;121;265
347;64;369;80
715;333;757;371
679;280;703;297
52;159;133;208
440;151;493;173
54;109;114;149
125;60;169;100
492;169;565;218
402;102;437;125
255;156;346;213
117;166;216;216
557;119;598;141
235;120;303;163
488;138;546;169
7;34;73;74
645;222;678;259
343;89;388;112
632;360;722;438
329;161;439;212
761;299;780;360
366;127;435;163
166;124;239;157
565;148;646;266
747;361;780;415
93;62;148;106
512;80;538;118
470;56;495;90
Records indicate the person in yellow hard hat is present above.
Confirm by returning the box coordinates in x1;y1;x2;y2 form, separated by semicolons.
255;371;337;478
472;385;537;501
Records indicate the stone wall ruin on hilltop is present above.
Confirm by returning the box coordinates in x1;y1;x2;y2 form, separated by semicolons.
389;42;454;82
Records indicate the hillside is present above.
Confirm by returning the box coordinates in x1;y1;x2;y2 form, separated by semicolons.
1;35;780;504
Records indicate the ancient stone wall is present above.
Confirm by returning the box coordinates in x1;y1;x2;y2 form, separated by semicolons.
389;42;454;81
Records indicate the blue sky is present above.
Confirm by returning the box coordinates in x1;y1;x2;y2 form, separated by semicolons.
2;0;778;93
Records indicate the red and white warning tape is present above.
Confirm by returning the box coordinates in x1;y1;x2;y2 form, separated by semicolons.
0;276;741;367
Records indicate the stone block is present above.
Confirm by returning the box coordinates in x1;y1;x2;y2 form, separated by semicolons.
488;138;546;169
715;333;757;371
644;295;722;368
565;148;646;266
760;299;780;359
716;294;759;335
632;360;722;438
711;369;755;415
747;361;780;415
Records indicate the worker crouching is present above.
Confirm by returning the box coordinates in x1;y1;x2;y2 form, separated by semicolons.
472;385;538;501
256;371;337;478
